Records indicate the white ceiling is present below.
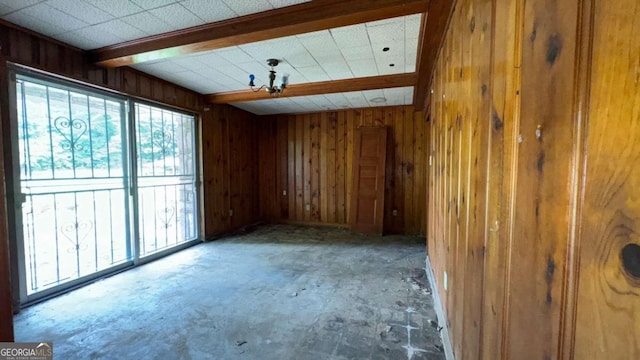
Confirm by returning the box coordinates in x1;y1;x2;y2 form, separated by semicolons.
1;0;421;115
0;0;311;49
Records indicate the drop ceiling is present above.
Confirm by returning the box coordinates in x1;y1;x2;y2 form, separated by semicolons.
0;0;425;115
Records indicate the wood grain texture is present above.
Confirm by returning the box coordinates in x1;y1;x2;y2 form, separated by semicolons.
202;105;260;237
92;0;429;67
427;0;639;359
207;73;417;103
573;0;640;357
257;106;427;234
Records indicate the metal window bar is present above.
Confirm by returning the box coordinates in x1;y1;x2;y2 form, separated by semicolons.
15;74;132;298
133;103;198;257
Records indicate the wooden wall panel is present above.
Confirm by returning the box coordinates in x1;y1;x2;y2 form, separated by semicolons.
572;0;640;357
427;0;640;359
257;106;427;234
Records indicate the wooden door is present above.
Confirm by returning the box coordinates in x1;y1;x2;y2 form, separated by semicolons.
349;126;387;234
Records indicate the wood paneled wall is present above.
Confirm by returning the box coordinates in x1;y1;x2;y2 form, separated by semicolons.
257;106;428;234
202;105;259;237
427;0;640;359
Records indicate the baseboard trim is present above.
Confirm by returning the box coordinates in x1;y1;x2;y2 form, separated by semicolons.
425;255;455;360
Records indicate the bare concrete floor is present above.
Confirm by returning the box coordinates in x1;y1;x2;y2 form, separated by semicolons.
14;224;444;360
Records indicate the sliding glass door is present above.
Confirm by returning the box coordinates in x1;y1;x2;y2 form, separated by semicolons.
133;103;198;257
12;70;199;303
14;74;131;300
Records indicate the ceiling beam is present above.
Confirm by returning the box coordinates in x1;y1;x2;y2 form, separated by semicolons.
413;0;455;111
206;73;417;104
92;0;430;68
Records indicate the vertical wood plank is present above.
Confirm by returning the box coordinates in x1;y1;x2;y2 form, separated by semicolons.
278;116;289;220
383;106;396;232
320;113;328;222
336;111;347;223
573;0;640;357
393;106;405;233
310;113;320;221
296;115;304;221
345;110;355;222
403;106;416;233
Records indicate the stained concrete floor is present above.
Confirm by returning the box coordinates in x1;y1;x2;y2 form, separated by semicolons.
14;224;445;360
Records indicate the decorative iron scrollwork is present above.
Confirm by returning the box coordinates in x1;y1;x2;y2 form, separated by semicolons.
54;116;87;151
152;130;173;153
157;206;175;229
60;220;93;253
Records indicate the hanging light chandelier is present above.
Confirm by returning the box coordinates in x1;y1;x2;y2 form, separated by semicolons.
248;59;289;97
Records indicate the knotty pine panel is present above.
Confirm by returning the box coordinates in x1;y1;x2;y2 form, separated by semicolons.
257;106;427;234
427;0;639;359
572;0;640;357
202;105;259;237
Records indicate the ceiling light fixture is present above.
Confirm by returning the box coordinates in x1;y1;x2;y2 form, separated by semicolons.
249;59;289;97
370;97;387;103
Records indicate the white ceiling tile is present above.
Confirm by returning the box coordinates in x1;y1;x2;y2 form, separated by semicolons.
403;86;414;104
53;31;95;49
405;14;422;39
323;93;351;109
47;0;114;25
239;39;297;63
131;0;179;10
298;32;341;59
137;60;189;73
180;0;237;23
267;0;310;8
168;55;210;71
373;45;406;75
382;87;405;104
97;19;147;42
367;22;405;46
362;89;385;105
3;12;67;36
330;24;369;49
406;36;420;48
0;4;14;15
295;65;330;82
13;3;88;33
344;91;370;108
405;48;417;72
149;3;204;31
320;59;353;80
295;30;327;39
0;0;43;9
366;17;404;27
232;102;269;115
216;47;256;64
347;59;378;78
222;0;272;16
378;63;405;75
68;24;125;49
84;0;145;17
121;11;171;35
340;46;374;61
282;51;317;69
